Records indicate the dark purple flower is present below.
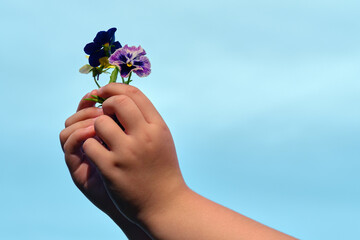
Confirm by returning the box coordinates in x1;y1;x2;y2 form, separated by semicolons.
109;45;151;78
84;28;122;67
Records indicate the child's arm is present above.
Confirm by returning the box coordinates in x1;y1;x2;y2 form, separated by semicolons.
60;90;151;239
81;83;297;240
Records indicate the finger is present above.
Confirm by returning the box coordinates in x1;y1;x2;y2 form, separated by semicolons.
98;83;163;123
102;95;147;134
77;89;98;112
63;126;96;172
83;137;113;176
94;115;127;150
65;107;103;128
60;118;96;149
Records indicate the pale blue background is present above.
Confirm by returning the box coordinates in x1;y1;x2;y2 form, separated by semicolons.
0;0;359;239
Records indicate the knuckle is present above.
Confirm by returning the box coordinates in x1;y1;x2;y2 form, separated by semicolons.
62;140;71;153
126;85;140;96
64;117;72;128
156;122;169;132
81;107;102;119
102;82;119;93
141;129;153;144
94;115;108;126
59;129;67;145
66;107;102;127
71;128;83;140
103;95;129;109
63;129;83;153
119;148;137;166
112;95;130;106
109;153;121;167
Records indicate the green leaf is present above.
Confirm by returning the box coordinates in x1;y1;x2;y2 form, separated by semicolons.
84;98;99;102
79;64;93;74
85;95;106;104
109;67;119;83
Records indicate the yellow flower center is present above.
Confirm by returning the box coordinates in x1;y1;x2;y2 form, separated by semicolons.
104;43;110;47
99;57;110;67
127;62;133;67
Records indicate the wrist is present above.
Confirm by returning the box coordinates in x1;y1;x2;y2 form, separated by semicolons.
136;184;196;238
107;205;153;240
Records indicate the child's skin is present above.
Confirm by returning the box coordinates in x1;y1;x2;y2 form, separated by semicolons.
60;83;297;240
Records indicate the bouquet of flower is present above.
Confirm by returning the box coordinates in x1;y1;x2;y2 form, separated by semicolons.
79;28;151;104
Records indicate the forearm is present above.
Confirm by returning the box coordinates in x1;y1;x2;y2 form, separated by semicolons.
139;187;296;240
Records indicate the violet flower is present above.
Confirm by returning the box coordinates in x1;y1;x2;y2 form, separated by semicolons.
84;28;122;67
109;45;151;78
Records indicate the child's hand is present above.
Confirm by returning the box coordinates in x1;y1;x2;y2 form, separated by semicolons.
60;90;152;239
82;83;187;223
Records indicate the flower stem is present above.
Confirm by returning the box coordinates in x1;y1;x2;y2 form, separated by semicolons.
93;77;101;88
126;72;132;84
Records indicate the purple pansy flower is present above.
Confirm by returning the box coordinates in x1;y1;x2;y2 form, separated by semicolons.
109;45;151;78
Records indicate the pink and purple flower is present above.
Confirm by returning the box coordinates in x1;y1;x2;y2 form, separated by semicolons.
109;45;151;78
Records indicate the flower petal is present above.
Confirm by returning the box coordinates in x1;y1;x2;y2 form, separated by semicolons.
133;56;151;77
89;51;106;67
84;42;102;55
123;45;146;60
109;48;127;65
107;28;117;44
79;64;93;74
111;41;122;53
93;31;109;44
119;64;137;78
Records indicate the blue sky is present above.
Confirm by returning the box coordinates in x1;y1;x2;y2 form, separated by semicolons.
1;0;359;239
